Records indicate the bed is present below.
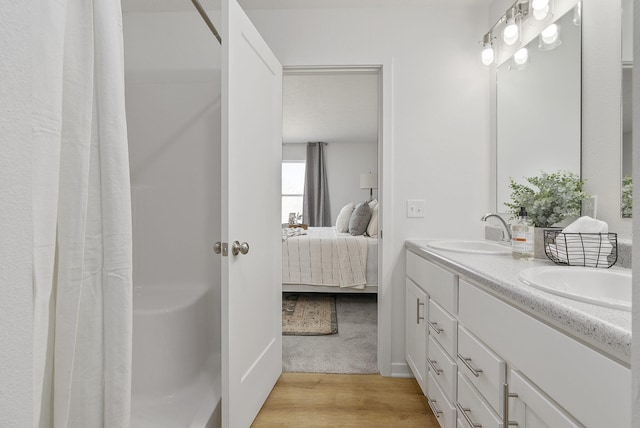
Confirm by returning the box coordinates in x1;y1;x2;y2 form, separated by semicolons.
282;226;378;293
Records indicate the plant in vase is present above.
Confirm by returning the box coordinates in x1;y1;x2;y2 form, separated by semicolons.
505;170;589;258
621;175;632;218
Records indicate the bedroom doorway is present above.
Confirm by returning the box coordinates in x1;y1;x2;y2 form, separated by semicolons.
280;66;381;374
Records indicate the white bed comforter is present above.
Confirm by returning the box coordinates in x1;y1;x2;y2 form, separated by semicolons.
282;227;368;289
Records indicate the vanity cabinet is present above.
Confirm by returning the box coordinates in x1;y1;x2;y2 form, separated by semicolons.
405;278;427;394
404;247;631;428
406;250;459;428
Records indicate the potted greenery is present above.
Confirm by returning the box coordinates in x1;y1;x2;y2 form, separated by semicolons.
505;170;589;257
621;175;632;218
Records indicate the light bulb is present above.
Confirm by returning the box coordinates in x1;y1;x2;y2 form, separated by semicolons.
541;24;558;45
513;48;528;65
481;46;495;66
503;23;519;45
531;0;550;20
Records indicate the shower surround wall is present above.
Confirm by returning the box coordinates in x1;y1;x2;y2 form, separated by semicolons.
0;1;33;425
123;11;222;428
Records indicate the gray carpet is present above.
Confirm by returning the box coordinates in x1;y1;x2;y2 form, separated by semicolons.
282;293;378;374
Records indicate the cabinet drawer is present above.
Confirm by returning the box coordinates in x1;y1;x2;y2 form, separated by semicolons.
456;372;502;428
428;335;457;403
508;370;583;428
428;300;457;358
406;250;458;314
457;325;505;416
427;371;456;428
458;279;630;427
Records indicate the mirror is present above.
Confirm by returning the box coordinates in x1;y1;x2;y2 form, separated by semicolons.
496;8;582;213
621;0;633;218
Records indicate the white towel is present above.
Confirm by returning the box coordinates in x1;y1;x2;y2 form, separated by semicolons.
562;216;608;234
551;217;612;267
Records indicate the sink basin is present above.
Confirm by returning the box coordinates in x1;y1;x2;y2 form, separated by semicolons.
519;266;632;311
427;240;511;255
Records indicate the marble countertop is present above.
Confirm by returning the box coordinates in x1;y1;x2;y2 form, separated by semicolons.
405;240;632;365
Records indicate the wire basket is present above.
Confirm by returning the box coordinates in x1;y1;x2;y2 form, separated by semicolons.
543;230;618;268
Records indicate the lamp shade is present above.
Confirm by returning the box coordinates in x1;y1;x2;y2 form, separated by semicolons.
360;172;378;189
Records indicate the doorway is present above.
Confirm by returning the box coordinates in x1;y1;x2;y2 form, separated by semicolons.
280;66;382;374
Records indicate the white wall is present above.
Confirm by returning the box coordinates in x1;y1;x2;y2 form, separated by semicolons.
123;10;222;360
0;2;33;426
283;142;378;224
126;71;221;288
246;4;491;375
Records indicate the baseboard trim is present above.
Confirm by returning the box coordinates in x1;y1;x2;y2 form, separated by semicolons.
390;362;413;378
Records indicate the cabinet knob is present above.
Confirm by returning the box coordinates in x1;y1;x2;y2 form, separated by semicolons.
416;299;425;324
458;353;483;377
503;383;519;428
427;320;443;334
427;397;443;418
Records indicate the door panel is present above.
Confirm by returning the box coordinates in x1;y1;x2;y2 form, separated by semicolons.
222;0;283;426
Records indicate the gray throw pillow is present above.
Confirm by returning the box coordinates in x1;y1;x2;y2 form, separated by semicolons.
349;202;372;236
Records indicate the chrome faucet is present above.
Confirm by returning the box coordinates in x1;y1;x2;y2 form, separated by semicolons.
481;213;512;241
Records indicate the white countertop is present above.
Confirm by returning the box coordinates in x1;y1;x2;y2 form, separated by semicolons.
405;240;632;365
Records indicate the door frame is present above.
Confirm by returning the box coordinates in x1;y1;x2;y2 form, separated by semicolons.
282;62;393;376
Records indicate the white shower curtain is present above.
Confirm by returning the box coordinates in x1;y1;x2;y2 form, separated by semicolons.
32;0;132;427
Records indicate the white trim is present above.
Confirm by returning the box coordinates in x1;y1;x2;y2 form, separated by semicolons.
282;60;394;377
390;362;413;378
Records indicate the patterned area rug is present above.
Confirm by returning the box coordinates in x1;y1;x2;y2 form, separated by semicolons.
282;293;338;336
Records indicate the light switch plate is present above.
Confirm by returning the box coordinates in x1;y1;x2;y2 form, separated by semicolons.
407;200;425;218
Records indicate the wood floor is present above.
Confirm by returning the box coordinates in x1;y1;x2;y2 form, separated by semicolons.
252;373;439;427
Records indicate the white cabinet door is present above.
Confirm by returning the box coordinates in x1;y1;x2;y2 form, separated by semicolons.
221;0;283;426
406;278;427;394
507;370;583;428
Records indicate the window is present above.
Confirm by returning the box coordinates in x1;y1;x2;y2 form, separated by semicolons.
282;161;305;223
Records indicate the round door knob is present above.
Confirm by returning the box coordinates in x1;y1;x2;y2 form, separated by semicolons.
231;241;249;256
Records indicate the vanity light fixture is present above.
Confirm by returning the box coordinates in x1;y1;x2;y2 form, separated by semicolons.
481;32;496;67
503;7;521;46
531;0;551;22
539;23;561;50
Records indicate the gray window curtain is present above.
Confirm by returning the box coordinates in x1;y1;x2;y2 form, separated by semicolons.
303;142;331;226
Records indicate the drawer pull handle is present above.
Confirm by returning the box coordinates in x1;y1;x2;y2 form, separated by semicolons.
458;353;483;377
427;320;443;334
416;299;425;324
427;397;443;418
427;357;443;375
503;383;519;428
456;402;482;427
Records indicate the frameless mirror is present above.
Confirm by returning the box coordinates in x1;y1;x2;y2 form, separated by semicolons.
496;8;582;213
621;0;633;218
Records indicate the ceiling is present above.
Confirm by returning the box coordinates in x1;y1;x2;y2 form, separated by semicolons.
122;0;491;13
282;71;378;145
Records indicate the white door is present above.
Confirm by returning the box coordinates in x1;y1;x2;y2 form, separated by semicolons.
221;0;283;427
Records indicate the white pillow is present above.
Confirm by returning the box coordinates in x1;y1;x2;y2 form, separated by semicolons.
367;204;379;237
368;199;378;210
335;203;355;233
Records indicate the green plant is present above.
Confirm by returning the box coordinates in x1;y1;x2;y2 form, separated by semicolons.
621;175;633;218
505;170;589;227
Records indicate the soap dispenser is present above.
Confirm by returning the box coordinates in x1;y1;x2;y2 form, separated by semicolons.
511;206;534;260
